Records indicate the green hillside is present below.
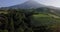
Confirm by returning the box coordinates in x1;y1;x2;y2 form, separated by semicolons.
0;8;60;32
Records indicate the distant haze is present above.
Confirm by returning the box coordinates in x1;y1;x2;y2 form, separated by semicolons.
35;0;60;7
0;0;60;7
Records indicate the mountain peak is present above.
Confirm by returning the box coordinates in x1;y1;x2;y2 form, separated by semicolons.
9;0;45;9
23;0;37;4
25;0;38;3
28;0;33;1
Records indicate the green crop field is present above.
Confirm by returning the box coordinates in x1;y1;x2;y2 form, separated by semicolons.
32;13;60;27
33;14;50;17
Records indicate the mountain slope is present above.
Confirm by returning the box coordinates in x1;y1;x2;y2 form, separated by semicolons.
10;0;45;9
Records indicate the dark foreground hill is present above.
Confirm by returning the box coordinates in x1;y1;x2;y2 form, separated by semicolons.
0;9;60;32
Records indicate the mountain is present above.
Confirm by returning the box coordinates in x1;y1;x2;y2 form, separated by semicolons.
10;0;46;9
0;0;60;16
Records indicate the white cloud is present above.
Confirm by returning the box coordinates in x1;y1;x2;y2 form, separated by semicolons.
35;0;60;7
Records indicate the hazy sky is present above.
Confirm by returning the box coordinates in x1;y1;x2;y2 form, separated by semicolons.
0;0;28;7
36;0;60;7
0;0;60;7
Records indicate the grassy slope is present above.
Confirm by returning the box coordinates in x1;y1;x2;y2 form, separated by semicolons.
32;13;60;27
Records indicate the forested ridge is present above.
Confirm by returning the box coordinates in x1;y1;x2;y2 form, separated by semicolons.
0;8;60;32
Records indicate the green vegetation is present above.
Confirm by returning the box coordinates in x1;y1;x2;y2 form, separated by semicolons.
33;14;50;17
0;8;60;32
